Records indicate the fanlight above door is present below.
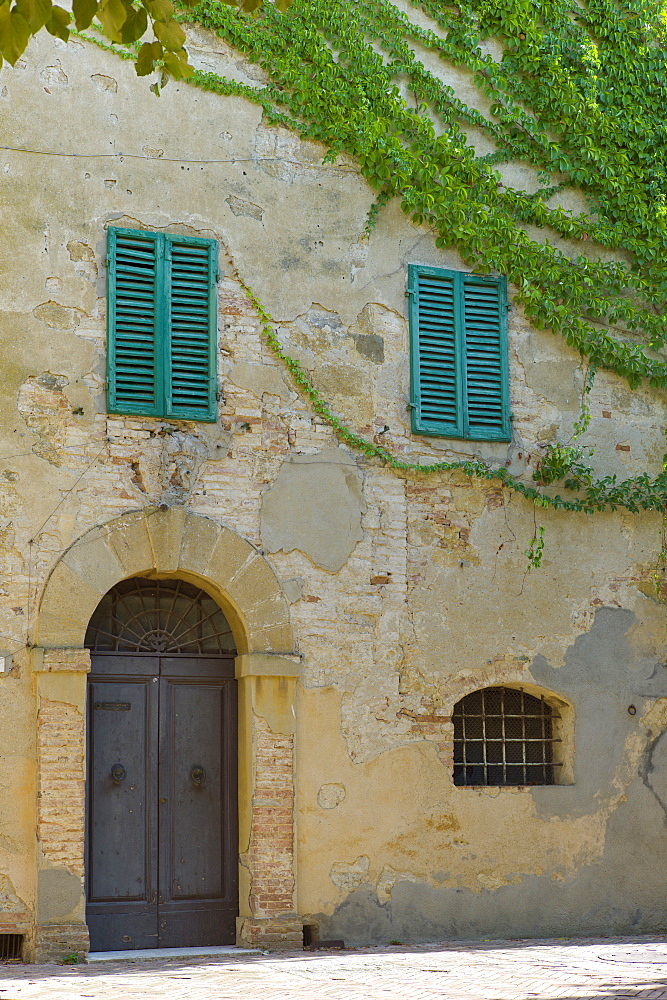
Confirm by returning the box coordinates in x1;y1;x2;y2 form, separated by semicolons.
85;578;236;654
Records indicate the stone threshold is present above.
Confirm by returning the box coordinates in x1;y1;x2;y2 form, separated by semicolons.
88;946;261;962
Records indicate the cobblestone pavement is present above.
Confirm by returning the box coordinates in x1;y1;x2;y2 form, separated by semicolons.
3;937;667;1000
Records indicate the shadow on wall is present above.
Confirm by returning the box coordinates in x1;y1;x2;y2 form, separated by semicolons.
318;607;667;945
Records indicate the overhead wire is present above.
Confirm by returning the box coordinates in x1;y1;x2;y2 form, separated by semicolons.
0;143;358;171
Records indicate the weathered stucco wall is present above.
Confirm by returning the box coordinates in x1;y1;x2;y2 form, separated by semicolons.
1;27;667;955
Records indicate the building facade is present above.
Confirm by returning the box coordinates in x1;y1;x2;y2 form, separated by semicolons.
1;21;667;963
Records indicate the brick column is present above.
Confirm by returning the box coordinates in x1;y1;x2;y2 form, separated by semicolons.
235;653;302;949
33;648;90;963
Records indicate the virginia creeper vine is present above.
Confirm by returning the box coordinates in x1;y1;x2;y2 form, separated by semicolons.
84;0;667;521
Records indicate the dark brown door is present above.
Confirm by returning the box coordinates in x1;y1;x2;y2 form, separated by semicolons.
86;653;238;951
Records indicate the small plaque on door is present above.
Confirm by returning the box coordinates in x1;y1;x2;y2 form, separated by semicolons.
94;701;131;711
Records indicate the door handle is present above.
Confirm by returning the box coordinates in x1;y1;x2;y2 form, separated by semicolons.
111;764;127;783
191;766;206;786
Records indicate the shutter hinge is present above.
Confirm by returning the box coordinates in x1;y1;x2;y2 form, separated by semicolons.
406;287;415;297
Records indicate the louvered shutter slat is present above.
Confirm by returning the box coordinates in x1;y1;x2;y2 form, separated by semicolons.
410;270;461;434
167;240;216;420
108;228;217;422
462;277;508;439
410;265;509;442
108;231;160;416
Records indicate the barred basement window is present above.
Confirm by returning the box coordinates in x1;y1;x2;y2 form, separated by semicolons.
106;227;218;422
453;687;561;787
0;934;23;961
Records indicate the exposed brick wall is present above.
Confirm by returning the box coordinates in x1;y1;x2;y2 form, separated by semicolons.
33;922;89;963
247;714;296;918
37;699;85;877
235;712;301;949
0;917;30;934
4;48;665;953
237;915;303;949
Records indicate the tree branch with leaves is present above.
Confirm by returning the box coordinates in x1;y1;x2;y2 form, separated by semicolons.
0;0;290;85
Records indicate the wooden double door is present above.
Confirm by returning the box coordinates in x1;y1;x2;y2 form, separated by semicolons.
86;653;238;951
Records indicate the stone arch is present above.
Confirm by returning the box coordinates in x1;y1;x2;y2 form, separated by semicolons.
37;507;295;655
32;508;302;960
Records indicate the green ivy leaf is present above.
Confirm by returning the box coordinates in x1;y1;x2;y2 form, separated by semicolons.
72;0;96;29
119;3;146;41
136;37;162;74
0;3;31;62
44;0;68;40
162;48;193;78
14;0;51;34
143;0;171;21
95;0;126;40
153;16;185;51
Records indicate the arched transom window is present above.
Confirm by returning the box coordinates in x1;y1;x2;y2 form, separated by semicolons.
85;577;236;653
453;686;559;787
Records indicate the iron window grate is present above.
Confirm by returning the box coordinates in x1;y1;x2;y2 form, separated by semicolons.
453;686;561;786
0;934;23;961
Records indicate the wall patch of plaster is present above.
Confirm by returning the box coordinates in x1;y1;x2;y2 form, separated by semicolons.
376;865;420;903
317;783;346;809
282;577;305;603
32;302;84;330
330;855;370;891
17;374;70;466
226;195;264;221
0;874;28;914
91;74;118;93
260;448;365;572
228;362;289;400
37;868;82;921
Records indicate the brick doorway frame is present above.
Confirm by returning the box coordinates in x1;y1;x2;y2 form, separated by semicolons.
32;508;302;961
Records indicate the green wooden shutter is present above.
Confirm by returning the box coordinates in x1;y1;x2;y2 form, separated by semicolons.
409;265;510;442
166;236;217;422
462;275;510;441
107;228;217;422
409;265;463;437
107;229;162;418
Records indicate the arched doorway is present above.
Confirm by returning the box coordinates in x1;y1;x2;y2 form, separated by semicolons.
84;577;238;952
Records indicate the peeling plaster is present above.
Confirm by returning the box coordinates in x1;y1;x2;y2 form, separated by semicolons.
5;30;667;954
261;448;365;572
0;873;28;914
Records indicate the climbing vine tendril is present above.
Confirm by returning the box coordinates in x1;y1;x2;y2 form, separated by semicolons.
84;0;667;518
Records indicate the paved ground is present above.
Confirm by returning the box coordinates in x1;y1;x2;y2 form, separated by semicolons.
3;937;667;999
